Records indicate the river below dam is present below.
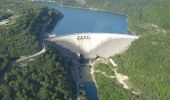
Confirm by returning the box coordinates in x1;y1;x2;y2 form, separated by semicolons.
44;2;129;100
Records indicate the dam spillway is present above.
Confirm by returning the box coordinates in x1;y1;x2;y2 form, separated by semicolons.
48;25;137;99
48;33;138;59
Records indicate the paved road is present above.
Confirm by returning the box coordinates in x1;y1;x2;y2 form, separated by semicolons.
16;46;46;62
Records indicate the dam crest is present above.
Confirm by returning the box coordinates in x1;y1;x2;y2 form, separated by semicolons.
48;33;138;59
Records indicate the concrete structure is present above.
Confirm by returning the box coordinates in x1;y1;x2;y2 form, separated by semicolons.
48;33;138;59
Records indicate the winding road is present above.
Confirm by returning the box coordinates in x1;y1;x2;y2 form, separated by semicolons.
16;46;46;63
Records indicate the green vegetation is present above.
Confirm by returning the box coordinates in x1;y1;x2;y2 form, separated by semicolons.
95;73;138;100
95;61;115;76
0;1;63;59
0;1;71;99
60;0;170;99
79;86;87;100
1;0;169;99
0;44;69;99
94;62;139;99
60;0;170;34
0;10;13;20
114;34;170;99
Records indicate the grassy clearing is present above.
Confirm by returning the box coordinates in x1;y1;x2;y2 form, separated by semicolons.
94;62;115;76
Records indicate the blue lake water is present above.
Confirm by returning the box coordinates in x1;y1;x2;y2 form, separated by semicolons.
47;3;129;35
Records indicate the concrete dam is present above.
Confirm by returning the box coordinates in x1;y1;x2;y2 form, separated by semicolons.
48;33;138;59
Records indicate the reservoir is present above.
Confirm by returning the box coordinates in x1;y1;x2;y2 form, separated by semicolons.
46;2;129;100
47;3;129;35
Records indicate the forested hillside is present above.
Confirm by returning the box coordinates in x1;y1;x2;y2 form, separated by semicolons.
0;1;70;99
0;1;63;59
59;0;170;99
1;0;169;99
0;44;69;99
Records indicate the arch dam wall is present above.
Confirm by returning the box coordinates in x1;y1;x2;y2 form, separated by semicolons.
48;33;138;59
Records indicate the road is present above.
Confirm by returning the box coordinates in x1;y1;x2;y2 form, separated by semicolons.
16;46;46;62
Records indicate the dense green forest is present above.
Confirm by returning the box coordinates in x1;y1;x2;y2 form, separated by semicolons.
1;0;170;99
0;1;71;99
0;43;69;99
58;0;170;99
94;61;141;99
0;10;13;20
0;0;63;59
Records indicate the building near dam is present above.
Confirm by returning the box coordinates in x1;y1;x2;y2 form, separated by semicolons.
48;33;138;59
